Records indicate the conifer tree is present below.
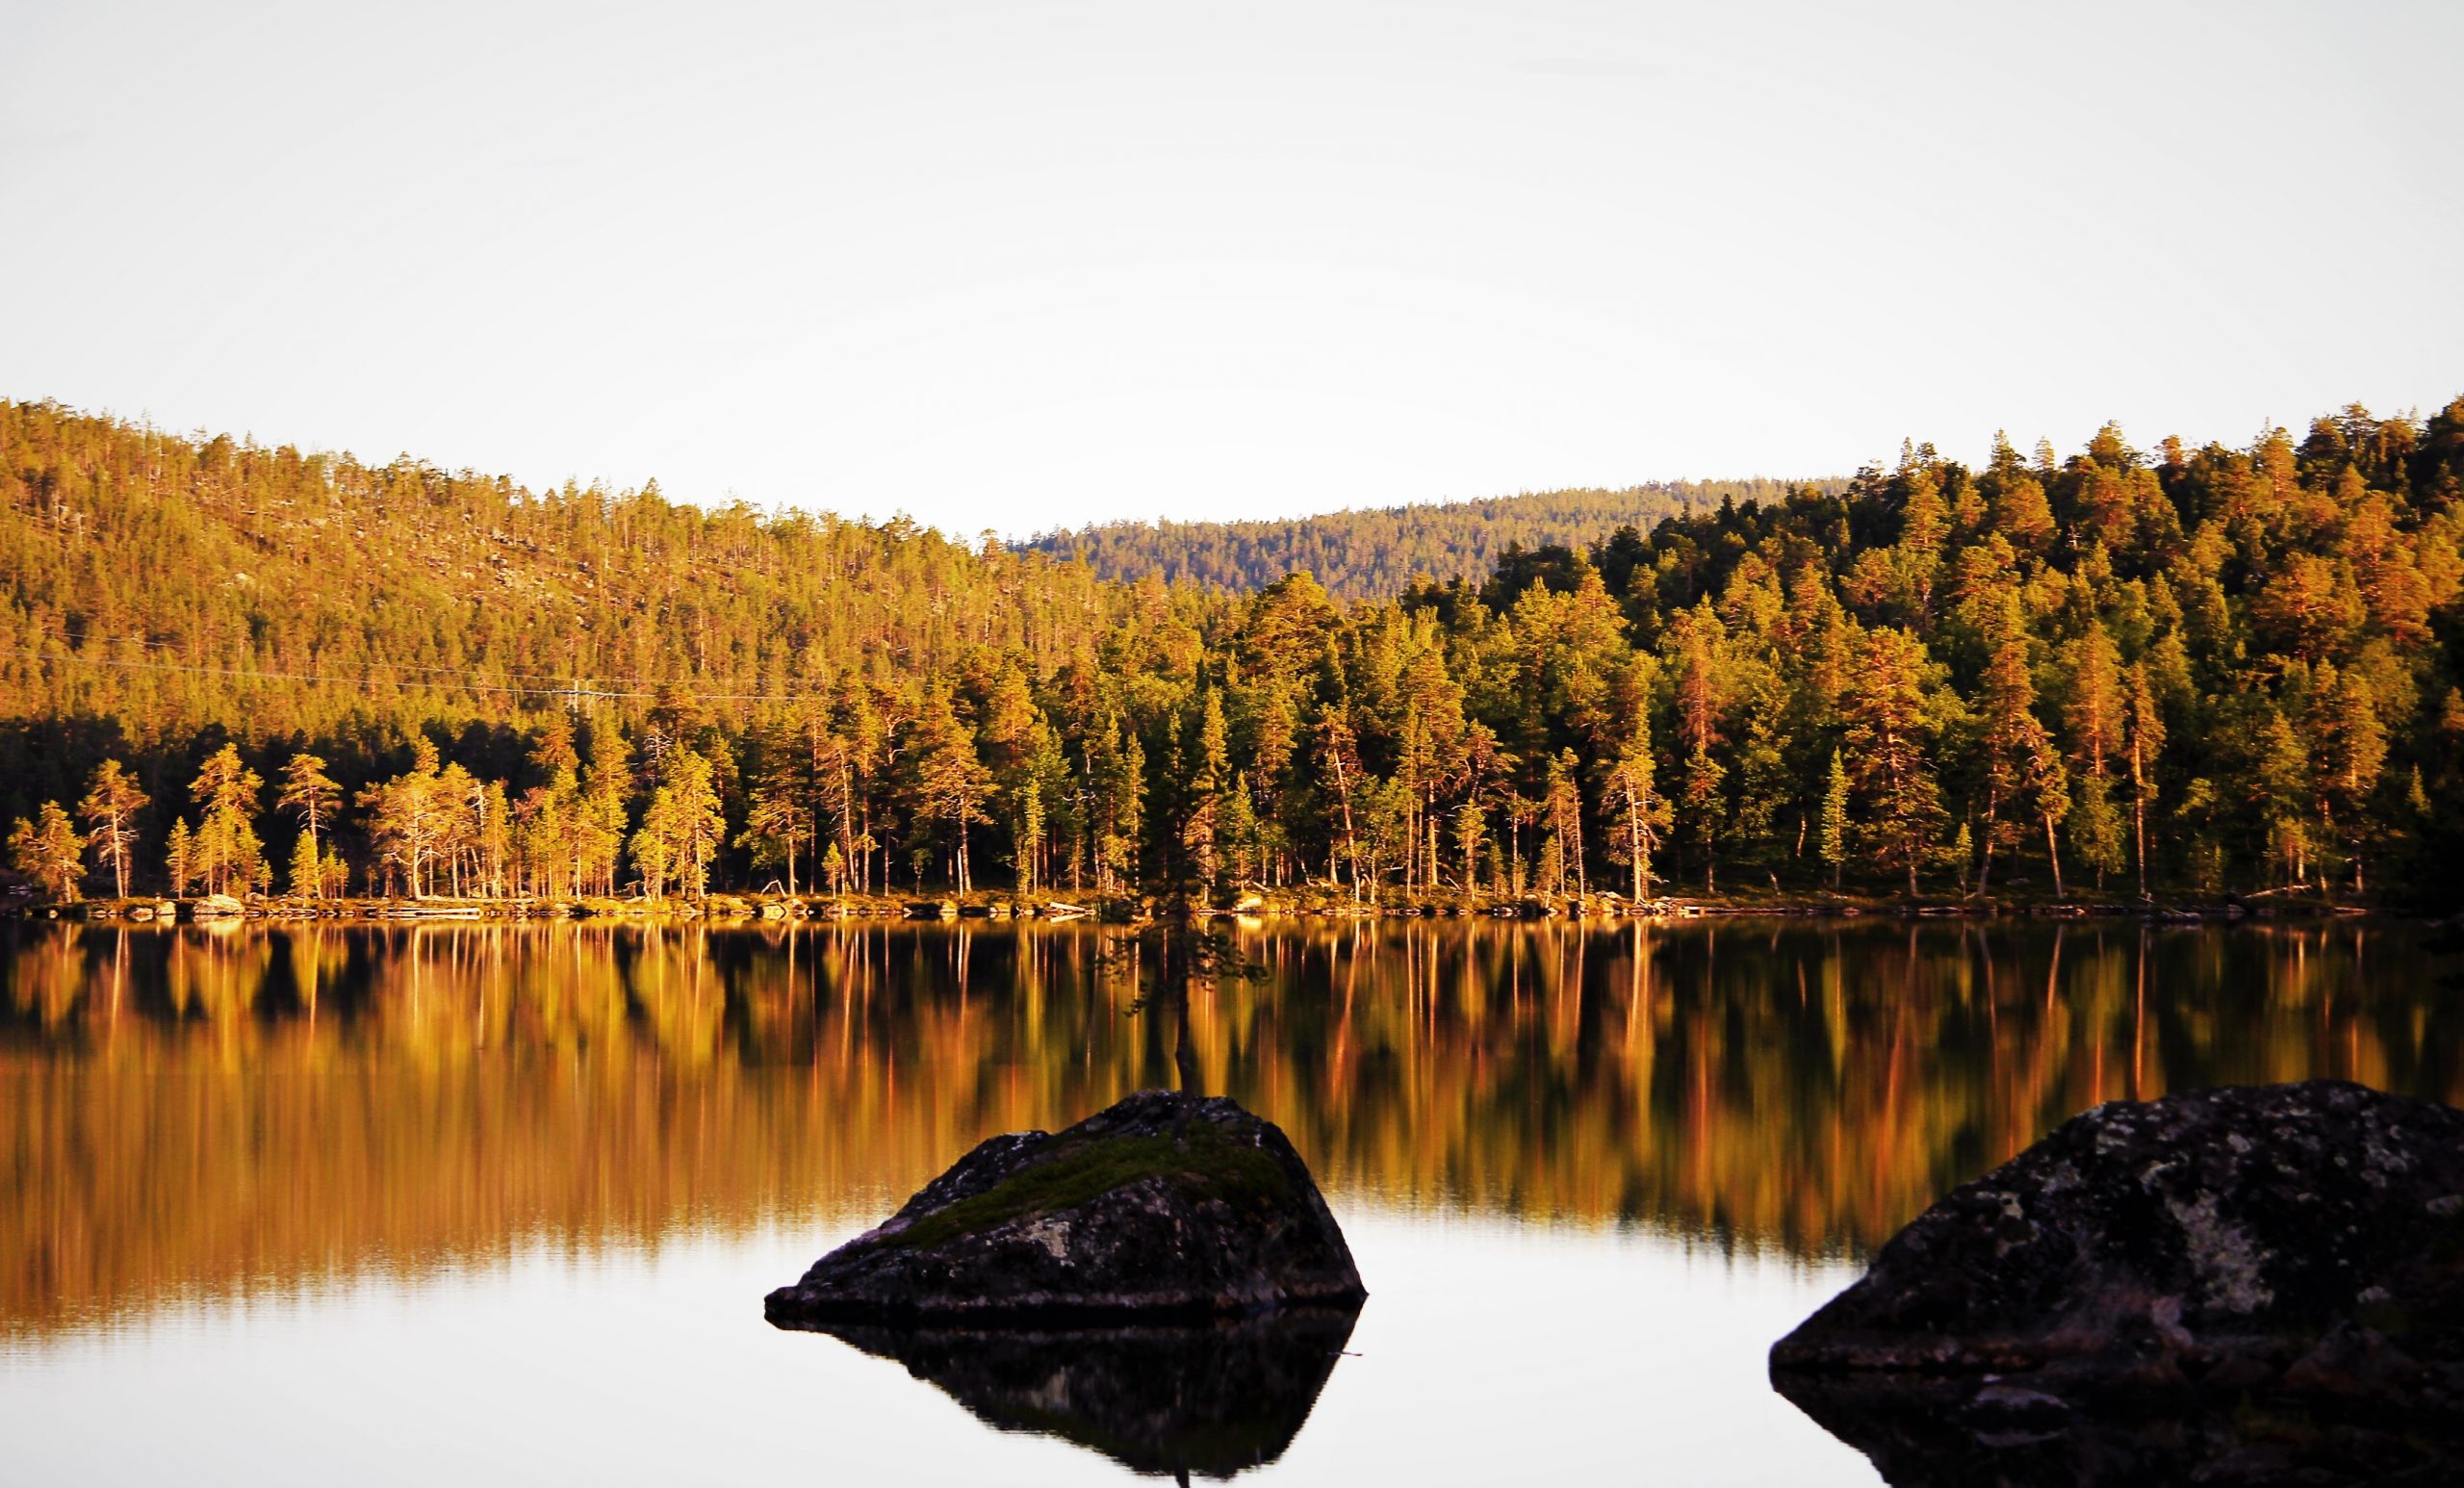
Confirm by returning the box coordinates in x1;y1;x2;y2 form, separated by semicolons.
189;744;265;897
1818;750;1850;891
1604;736;1670;903
2124;662;2166;897
1974;620;2047;894
1840;630;1946;897
276;754;341;900
9;802;87;901
2061;621;2126;888
1317;708;1365;904
2310;664;2387;892
634;747;727;899
738;752;811;896
357;741;442;897
77;759;148;900
288;830;321;900
165;817;195;896
907;696;995;895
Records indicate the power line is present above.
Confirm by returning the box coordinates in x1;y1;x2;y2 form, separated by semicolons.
3;647;824;706
27;625;808;690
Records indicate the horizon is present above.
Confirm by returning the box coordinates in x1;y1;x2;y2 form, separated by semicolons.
13;388;2443;549
6;2;2458;538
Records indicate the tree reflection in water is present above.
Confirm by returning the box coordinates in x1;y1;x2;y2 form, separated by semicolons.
4;918;2456;1341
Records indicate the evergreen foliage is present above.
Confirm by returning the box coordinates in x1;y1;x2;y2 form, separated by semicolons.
1020;480;1839;598
4;397;2462;908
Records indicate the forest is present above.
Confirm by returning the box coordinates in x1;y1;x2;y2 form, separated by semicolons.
1019;478;1836;598
5;395;2462;911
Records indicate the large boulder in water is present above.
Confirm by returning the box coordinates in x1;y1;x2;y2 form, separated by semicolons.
764;1090;1366;1326
1772;1080;2464;1485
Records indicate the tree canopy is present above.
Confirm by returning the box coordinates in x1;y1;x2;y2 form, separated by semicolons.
5;397;2462;909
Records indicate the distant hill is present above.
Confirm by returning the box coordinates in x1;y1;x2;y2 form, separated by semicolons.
1018;479;1846;597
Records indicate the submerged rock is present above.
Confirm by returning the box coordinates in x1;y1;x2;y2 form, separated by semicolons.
1772;1080;2464;1485
804;1310;1358;1479
765;1090;1366;1326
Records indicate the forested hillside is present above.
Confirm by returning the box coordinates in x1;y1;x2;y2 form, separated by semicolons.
1019;480;1838;598
6;397;2462;911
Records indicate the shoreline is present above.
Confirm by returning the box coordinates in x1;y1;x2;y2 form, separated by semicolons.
5;886;2391;927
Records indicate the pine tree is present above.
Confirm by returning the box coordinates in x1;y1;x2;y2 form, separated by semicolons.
288;830;321;900
2068;772;2125;890
907;697;995;895
1317;708;1365;904
634;747;728;899
2024;731;2071;899
2060;620;2125;888
357;742;442;897
276;754;341;900
77;759;149;899
737;755;811;896
165;817;195;896
1015;775;1046;894
190;744;266;896
2254;706;2312;887
1818;750;1849;890
1974;619;2049;895
9;802;87;901
1840;629;1946;897
2311;664;2388;892
2125;662;2167;897
1603;713;1671;902
1179;690;1232;898
1546;749;1587;900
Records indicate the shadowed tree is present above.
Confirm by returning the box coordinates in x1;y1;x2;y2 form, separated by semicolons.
1841;629;1946;897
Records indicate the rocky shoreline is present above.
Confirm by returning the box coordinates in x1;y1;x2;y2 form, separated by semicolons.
5;885;2378;926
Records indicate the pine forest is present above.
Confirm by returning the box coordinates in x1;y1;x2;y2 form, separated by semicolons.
6;395;2463;913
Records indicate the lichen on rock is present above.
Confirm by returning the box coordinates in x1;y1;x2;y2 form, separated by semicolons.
1771;1080;2464;1485
765;1090;1367;1327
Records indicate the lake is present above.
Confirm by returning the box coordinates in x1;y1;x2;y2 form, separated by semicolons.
3;918;2456;1485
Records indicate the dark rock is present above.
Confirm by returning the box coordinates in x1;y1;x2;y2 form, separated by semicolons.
765;1090;1367;1326
803;1309;1359;1479
1772;1080;2464;1486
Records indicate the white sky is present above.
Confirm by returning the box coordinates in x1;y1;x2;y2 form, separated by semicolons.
3;1;2458;538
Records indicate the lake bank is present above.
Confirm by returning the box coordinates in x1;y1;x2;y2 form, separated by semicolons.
6;884;2397;927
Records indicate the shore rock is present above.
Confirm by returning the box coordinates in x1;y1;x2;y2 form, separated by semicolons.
1772;1080;2464;1485
764;1090;1366;1326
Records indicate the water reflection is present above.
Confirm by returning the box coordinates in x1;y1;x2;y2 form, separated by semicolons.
1773;1369;2463;1488
3;919;2456;1338
798;1309;1362;1482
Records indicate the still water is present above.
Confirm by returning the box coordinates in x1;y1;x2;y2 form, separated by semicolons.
2;919;2455;1485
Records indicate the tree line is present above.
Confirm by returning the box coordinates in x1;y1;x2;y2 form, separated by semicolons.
1019;478;1840;598
5;396;2462;908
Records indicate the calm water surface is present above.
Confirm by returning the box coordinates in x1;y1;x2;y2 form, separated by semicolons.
2;919;2456;1485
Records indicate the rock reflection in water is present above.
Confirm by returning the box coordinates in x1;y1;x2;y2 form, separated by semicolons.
782;1306;1362;1481
1773;1373;2464;1488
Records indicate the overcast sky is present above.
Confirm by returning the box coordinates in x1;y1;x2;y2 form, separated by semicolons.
3;1;2458;537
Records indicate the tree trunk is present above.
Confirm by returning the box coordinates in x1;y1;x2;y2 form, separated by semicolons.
1629;808;1643;903
1977;786;1997;894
